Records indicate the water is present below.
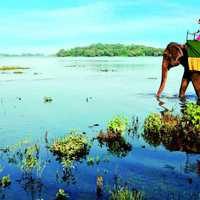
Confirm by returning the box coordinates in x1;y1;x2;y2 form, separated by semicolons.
0;56;199;200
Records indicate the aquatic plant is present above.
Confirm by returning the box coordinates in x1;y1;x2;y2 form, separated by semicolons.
44;96;53;103
56;189;69;200
87;157;94;166
49;132;91;167
0;66;29;71
22;144;40;172
13;71;23;74
107;116;128;135
143;111;180;147
1;176;11;188
181;102;200;134
143;103;200;152
0;139;46;176
87;156;101;166
96;176;103;196
144;113;162;134
109;187;144;200
161;111;179;134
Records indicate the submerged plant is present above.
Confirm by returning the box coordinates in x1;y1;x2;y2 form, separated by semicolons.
56;189;69;200
107;116;128;135
49;132;91;167
1;176;11;188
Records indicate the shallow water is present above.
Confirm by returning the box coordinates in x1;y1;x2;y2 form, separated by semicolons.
0;56;199;200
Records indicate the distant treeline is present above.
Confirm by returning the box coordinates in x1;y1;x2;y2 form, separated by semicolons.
56;43;164;57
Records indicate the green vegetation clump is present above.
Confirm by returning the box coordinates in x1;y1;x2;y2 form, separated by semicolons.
44;96;53;103
1;176;11;188
56;43;163;57
56;189;69;200
87;157;94;166
87;156;101;166
181;102;200;133
143;103;200;152
144;103;200;136
0;66;29;71
13;71;23;74
107;116;128;135
144;112;179;134
49;132;91;167
97;116;132;157
0;139;45;176
110;187;144;200
22;144;40;172
144;113;162;134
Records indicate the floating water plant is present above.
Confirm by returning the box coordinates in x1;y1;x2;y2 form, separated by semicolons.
49;132;91;167
44;96;53;103
56;189;69;200
107;116;128;135
0;66;29;71
1;176;11;188
13;71;23;74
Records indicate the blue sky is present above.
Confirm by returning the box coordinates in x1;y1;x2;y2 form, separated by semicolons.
0;0;199;54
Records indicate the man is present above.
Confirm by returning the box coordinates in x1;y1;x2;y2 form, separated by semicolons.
195;19;200;40
196;19;200;41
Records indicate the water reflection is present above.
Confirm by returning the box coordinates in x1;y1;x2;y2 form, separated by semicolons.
97;131;132;158
16;175;44;200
